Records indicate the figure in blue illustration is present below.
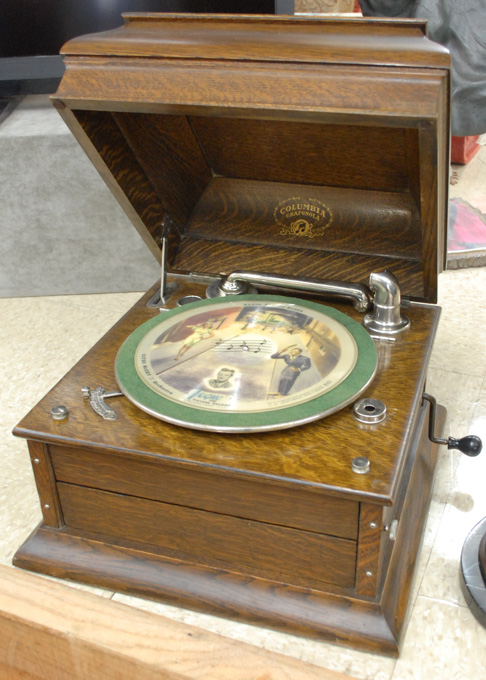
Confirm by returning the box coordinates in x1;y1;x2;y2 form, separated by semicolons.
270;345;311;396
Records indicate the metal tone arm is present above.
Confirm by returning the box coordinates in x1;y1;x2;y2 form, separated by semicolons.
206;270;373;312
363;271;410;336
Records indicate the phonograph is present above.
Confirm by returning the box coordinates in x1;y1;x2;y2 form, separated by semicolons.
13;14;482;655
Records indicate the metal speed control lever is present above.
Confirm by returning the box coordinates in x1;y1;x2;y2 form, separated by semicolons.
423;393;482;456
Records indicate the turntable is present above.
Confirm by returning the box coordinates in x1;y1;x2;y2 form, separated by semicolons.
13;14;482;655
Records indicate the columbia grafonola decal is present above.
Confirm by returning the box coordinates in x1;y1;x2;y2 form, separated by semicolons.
274;197;333;238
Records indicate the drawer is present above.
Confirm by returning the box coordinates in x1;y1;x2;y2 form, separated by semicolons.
58;482;357;591
50;444;359;540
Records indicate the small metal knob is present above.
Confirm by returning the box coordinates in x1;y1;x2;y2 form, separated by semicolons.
352;457;370;474
51;405;68;420
206;278;257;298
353;398;386;424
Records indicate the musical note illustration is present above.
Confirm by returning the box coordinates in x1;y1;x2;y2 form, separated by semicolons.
213;337;272;355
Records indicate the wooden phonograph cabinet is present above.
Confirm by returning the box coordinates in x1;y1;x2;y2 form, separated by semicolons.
13;14;463;655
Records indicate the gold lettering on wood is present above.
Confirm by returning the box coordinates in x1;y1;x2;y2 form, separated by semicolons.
273;197;333;238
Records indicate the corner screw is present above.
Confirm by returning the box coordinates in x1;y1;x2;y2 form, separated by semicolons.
351;457;370;474
51;405;68;420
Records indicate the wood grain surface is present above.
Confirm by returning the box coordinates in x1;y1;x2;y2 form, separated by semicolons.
356;504;383;599
380;403;445;642
61;14;447;67
188;118;412;192
50;443;360;539
57;482;357;590
113;112;211;232
26;441;63;529
185;179;421;254
14;528;398;654
0;565;357;680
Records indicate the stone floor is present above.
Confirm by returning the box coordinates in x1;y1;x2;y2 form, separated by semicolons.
1;95;486;678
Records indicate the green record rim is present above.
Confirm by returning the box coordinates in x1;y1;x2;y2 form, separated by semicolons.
115;295;377;432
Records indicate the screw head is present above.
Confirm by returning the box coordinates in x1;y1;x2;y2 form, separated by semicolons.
51;405;68;420
351;457;370;474
51;404;69;420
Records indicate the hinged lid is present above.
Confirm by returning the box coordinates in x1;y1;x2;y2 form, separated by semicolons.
53;13;450;303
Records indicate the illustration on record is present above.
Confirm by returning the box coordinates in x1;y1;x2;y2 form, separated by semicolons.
134;300;358;413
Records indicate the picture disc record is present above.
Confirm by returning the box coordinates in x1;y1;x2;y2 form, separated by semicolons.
115;295;377;432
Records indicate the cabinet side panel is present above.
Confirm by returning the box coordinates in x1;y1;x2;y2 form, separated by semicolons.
27;441;63;528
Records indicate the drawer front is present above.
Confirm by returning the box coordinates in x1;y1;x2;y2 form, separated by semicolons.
58;482;357;590
50;444;359;540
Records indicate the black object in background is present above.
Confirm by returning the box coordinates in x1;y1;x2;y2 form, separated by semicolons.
0;1;294;98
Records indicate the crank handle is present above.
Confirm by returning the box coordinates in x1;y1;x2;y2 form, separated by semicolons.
422;393;482;456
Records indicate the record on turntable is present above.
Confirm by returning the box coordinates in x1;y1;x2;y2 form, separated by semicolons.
115;295;377;432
